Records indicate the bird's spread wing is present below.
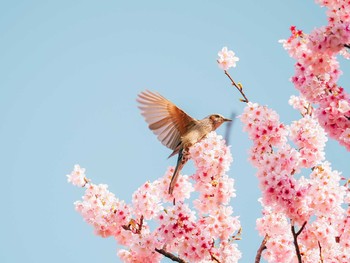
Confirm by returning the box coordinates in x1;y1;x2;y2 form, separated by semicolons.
137;90;197;151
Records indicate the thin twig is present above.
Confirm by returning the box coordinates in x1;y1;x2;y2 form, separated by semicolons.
232;226;242;241
318;241;324;263
81;177;89;187
224;70;249;103
291;221;307;263
255;235;268;263
138;215;144;234
211;253;221;263
155;248;187;263
296;221;307;236
121;215;144;234
345;44;350;49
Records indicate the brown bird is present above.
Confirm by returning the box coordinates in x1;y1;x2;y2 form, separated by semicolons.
137;90;231;195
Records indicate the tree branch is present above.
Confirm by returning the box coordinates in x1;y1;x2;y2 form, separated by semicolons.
255;235;268;263
155;248;187;263
296;221;307;236
291;221;307;263
345;44;350;49
121;215;144;234
223;70;249;103
318;241;324;263
138;215;144;234
232;226;242;241
211;253;221;263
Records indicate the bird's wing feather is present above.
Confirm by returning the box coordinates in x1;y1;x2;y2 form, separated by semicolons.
137;90;197;151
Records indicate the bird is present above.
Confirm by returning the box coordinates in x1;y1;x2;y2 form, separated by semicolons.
137;90;231;195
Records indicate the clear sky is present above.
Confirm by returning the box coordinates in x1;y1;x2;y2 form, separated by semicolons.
1;1;349;262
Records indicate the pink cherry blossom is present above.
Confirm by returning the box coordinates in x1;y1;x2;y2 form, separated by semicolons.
288;95;310;116
256;209;296;263
210;241;242;263
156;202;213;261
217;46;239;70
307;162;346;218
198;205;241;241
132;180;163;220
117;230;163;263
340;128;350;145
264;234;295;263
74;183;132;239
190;132;236;214
289;115;327;168
158;166;194;203
66;164;88;187
257;208;290;237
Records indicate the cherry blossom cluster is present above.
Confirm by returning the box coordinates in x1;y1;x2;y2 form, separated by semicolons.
67;132;242;262
239;100;349;262
240;102;309;223
255;163;349;262
218;36;349;261
280;0;350;150
289;115;327;168
256;209;295;262
217;46;239;71
190;132;236;214
73;181;133;241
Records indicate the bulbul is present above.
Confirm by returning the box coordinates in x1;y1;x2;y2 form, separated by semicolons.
137;90;231;195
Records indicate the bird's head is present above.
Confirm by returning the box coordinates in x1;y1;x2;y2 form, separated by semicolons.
208;114;232;130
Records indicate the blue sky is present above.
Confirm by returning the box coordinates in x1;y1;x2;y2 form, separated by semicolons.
1;1;349;262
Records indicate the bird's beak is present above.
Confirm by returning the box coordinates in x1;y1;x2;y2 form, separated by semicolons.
223;118;232;122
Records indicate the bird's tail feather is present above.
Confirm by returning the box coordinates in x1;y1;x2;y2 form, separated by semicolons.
168;149;184;195
167;143;181;159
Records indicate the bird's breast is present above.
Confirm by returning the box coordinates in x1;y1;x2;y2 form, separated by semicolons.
181;124;212;148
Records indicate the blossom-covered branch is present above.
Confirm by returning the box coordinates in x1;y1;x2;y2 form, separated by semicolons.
221;40;348;261
214;1;349;261
280;1;350;151
67;132;242;262
217;47;249;103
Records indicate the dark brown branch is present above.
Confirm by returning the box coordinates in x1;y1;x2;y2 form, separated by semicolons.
291;221;307;263
345;44;350;49
122;225;129;231
255;235;268;263
138;215;144;233
211;253;221;263
81;177;89;187
232;226;242;241
155;248;187;263
304;103;313;116
121;215;144;234
318;241;324;263
296;221;307;236
223;70;249;103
